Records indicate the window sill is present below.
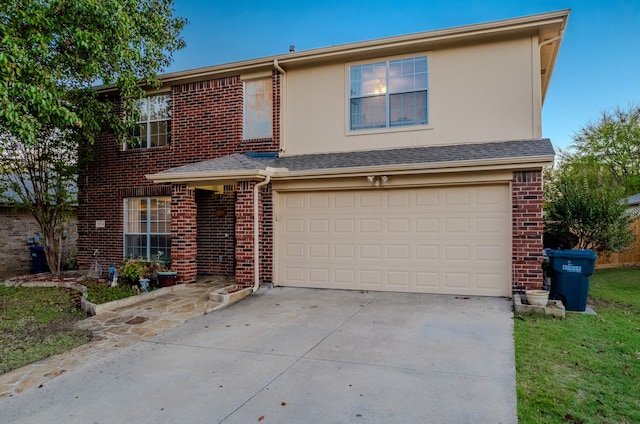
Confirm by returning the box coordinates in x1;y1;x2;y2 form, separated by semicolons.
346;124;433;137
122;145;172;154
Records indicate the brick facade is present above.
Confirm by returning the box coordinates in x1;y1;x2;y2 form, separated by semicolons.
234;181;256;287
0;207;77;276
77;72;281;285
260;185;273;286
196;190;236;276
231;181;273;288
511;170;544;292
171;184;198;284
78;64;546;295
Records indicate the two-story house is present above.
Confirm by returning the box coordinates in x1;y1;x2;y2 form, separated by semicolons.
78;10;569;297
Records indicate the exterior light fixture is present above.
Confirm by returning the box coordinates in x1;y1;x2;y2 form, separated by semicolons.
366;175;390;187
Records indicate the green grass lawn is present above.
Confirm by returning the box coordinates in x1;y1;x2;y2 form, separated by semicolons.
0;277;149;375
0;285;92;374
515;267;640;424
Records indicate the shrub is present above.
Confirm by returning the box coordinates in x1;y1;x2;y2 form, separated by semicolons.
84;280;137;304
118;258;166;287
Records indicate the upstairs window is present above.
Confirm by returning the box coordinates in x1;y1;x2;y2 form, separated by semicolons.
244;78;273;139
128;94;171;149
349;56;428;131
124;197;171;260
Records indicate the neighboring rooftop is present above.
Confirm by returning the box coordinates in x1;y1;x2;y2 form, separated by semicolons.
627;193;640;207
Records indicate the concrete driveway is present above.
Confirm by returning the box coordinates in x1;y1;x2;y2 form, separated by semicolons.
1;288;516;423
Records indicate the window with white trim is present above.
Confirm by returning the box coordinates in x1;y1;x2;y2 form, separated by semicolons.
244;78;273;139
349;56;428;130
124;197;171;260
128;94;171;148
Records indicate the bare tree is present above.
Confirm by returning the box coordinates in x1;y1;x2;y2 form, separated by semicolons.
0;128;77;275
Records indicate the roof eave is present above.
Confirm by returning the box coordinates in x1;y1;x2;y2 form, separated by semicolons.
275;155;555;180
145;169;270;184
145;155;554;185
95;9;570;93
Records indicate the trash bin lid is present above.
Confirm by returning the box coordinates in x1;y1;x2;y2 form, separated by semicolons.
547;249;597;260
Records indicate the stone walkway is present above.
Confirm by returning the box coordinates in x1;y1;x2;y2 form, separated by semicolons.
0;276;232;399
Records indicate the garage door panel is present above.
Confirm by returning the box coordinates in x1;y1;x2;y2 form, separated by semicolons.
416;272;439;288
309;244;329;258
284;194;305;208
334;269;355;284
360;193;383;207
388;191;411;206
387;245;411;260
388;219;410;233
309;195;330;208
361;270;382;285
334;219;355;232
444;245;470;261
334;244;355;259
416;190;439;206
285;244;305;257
477;273;503;289
285;219;305;233
335;193;355;208
477;217;504;233
388;271;410;286
360;219;382;233
444;218;470;233
477;245;502;261
359;245;382;259
309;268;329;283
308;219;329;233
445;190;470;206
284;267;305;282
416;245;439;260
277;185;510;296
444;273;471;289
476;186;506;205
416;218;439;233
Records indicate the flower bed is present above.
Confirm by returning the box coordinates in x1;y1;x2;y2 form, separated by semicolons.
4;273;180;316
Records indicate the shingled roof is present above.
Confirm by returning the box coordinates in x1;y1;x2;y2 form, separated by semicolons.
267;139;554;172
148;139;554;182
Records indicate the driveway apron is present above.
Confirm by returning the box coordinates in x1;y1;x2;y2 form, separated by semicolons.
0;287;517;423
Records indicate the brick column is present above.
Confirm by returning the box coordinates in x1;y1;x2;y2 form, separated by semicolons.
171;184;197;284
235;181;259;288
512;170;544;292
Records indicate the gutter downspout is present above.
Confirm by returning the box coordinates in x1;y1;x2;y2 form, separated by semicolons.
253;175;271;292
273;59;286;153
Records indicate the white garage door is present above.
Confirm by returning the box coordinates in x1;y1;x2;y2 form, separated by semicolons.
276;185;511;296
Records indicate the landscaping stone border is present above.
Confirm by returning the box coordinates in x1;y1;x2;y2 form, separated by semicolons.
208;285;252;309
3;278;187;316
513;293;566;318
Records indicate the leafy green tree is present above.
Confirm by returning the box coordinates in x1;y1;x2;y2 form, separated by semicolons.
0;0;186;275
544;162;636;254
570;105;640;194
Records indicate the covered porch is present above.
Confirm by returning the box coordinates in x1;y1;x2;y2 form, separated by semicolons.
148;154;275;288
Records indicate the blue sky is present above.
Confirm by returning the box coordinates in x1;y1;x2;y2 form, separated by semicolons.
167;0;640;151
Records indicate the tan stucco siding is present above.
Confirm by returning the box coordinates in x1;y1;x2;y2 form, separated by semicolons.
283;36;539;156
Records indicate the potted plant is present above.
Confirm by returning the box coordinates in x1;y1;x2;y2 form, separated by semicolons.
155;252;177;287
525;289;550;307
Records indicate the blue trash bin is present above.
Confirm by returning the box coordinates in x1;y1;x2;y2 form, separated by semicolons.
547;249;597;312
29;246;50;274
